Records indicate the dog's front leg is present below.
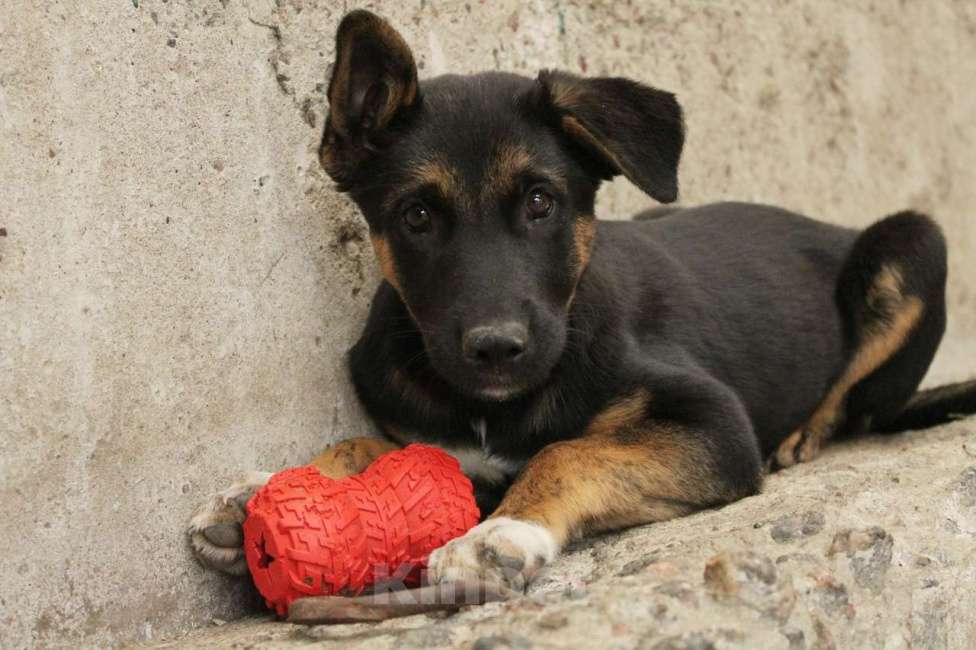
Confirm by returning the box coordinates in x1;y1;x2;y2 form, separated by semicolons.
307;436;401;477
428;386;762;591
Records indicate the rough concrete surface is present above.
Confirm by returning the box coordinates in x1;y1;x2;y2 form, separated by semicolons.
137;419;976;649
1;1;974;648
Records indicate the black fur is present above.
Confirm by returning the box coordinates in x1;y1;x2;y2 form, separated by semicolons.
322;11;975;514
532;70;685;202
879;380;976;431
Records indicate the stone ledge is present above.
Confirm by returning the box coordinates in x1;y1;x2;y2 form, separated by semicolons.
139;418;976;649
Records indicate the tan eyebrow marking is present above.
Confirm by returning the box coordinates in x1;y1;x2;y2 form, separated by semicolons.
484;143;568;202
383;158;465;212
413;159;461;197
486;143;534;197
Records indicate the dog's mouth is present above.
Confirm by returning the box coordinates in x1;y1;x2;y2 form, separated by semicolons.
442;366;537;403
473;383;524;402
461;366;551;403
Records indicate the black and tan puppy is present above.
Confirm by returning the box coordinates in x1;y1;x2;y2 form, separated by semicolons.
189;10;976;590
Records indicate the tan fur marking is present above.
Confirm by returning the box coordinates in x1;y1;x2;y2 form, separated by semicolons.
830;301;922;407
379;158;468;218
561;115;625;175
775;265;924;467
547;77;586;112
573;217;596;274
867;264;906;313
583;388;650;438
413;160;459;198
309;437;401;479
379;159;464;213
485;144;533;198
370;17;419;113
565;216;596;309
492;389;726;544
327;14;417;136
326;36;354;135
369;234;402;293
492;435;707;544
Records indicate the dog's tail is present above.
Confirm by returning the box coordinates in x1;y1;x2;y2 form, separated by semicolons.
877;379;976;432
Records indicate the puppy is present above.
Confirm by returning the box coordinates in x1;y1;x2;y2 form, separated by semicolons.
188;10;975;592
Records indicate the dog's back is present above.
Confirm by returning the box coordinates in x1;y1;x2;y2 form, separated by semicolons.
594;202;858;450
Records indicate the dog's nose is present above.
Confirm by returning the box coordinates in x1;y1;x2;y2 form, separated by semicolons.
463;322;528;366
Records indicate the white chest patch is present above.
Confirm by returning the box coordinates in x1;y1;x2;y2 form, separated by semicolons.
444;446;523;485
422;418;523;485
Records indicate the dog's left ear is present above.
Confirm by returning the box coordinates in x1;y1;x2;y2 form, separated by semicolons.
533;70;684;203
320;10;419;189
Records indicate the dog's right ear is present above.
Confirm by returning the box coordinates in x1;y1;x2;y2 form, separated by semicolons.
319;11;419;189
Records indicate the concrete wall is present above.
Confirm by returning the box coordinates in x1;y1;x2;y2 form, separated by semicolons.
1;1;973;647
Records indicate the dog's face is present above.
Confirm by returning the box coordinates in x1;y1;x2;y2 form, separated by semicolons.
321;11;684;402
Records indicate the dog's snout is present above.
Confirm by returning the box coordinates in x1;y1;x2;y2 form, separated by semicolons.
463;322;528;366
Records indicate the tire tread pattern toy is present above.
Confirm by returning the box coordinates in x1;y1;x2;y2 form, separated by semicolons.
243;444;479;616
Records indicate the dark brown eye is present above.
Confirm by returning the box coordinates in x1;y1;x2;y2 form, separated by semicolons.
402;204;431;233
526;189;554;220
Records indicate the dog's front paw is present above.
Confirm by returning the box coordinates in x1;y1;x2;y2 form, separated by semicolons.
187;471;272;575
427;517;558;592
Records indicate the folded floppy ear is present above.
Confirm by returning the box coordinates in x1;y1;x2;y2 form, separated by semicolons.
319;10;419;188
535;70;685;203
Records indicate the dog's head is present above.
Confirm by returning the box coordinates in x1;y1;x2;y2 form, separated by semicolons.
321;10;684;402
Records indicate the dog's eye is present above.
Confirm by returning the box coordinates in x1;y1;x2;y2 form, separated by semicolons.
402;203;431;234
526;189;554;220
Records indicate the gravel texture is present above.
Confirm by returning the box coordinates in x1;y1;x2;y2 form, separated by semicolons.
141;418;976;649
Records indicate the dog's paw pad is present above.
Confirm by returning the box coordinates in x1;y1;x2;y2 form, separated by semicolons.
202;521;244;548
186;471;271;576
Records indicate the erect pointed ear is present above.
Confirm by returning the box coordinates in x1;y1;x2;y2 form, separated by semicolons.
319;10;419;188
533;70;685;203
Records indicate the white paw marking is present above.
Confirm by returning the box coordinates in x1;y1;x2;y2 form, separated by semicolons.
427;517;558;591
187;470;271;576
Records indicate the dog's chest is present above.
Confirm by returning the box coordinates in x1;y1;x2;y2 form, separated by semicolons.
429;418;524;486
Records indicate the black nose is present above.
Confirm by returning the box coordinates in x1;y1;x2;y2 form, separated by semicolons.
463;322;528;366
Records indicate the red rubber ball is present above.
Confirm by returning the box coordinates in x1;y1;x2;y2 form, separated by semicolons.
242;444;480;616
